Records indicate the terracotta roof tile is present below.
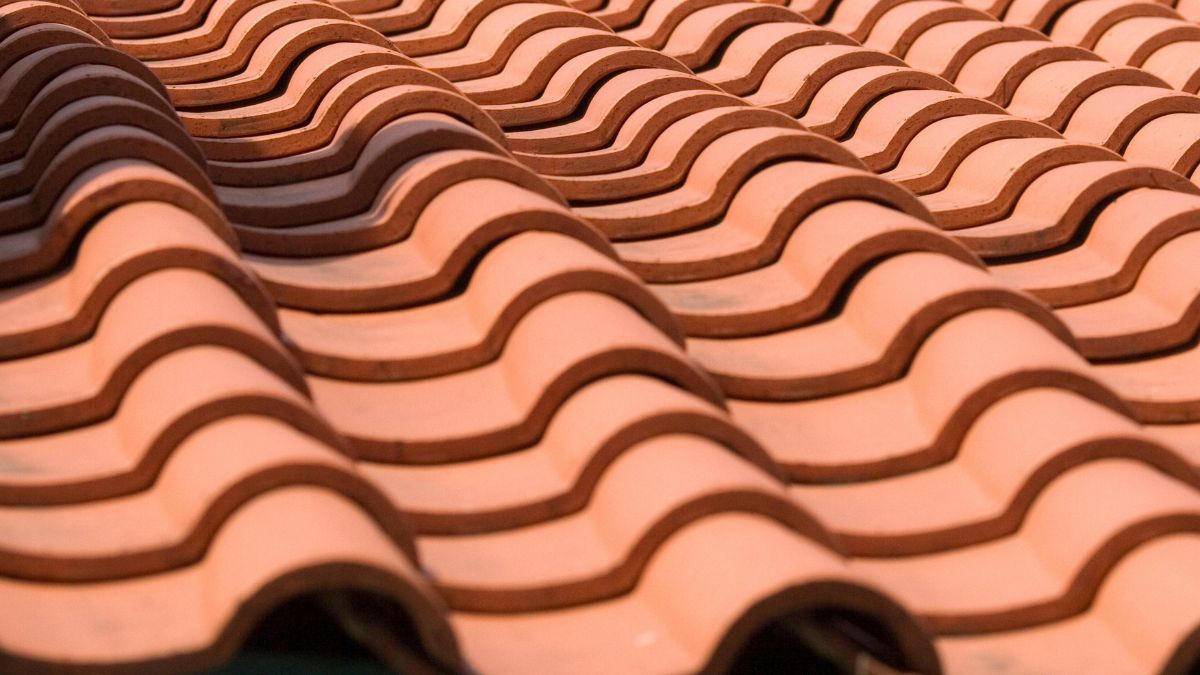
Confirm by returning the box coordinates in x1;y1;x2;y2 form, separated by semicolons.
939;532;1200;672
3;0;1200;671
323;0;1200;669
0;5;467;671
454;513;939;673
0;481;457;671
3;1;954;672
513;0;1200;455
790;387;1200;555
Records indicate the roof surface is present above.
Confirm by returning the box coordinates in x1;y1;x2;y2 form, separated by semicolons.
1;0;1199;672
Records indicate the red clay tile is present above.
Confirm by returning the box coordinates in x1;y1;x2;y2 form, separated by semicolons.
336;0;1200;662
1055;230;1200;358
1;0;113;44
419;435;834;611
506;72;729;157
837;89;1002;171
18;0;1200;670
792;388;1198;554
244;177;610;310
0;208;275;388
686;252;1070;395
0;411;417;582
938;533;1200;673
727;307;1130;481
1003;60;1167;128
362;374;777;533
306;292;725;461
454;514;939;673
879;113;1057;192
511;89;739;173
741;44;905;111
852;459;1200;632
951;161;1197;257
0;346;338;505
904;18;1026;73
551;124;861;202
0;268;304;437
863;0;989;56
575;158;928;241
987;187;1200;305
695;22;857;95
661;3;806;69
281;231;684;380
0;485;460;671
626;199;975;332
0;8;474;670
67;5;950;671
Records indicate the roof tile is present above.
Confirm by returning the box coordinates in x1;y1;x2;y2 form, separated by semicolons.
3;0;1200;671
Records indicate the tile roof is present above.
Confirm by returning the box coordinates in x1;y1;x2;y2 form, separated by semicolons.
0;0;1198;672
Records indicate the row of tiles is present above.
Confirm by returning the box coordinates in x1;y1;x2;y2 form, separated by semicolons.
320;0;1200;670
4;0;1200;672
553;0;1200;453
0;2;941;674
330;0;1200;185
0;3;464;671
337;0;1200;455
